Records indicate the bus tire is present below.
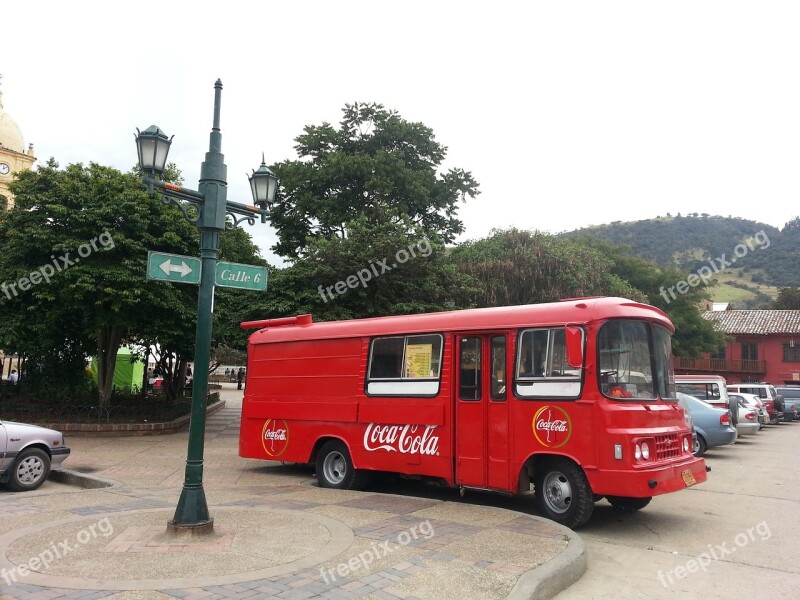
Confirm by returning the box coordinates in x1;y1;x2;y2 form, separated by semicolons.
606;496;652;512
316;440;368;490
533;458;593;529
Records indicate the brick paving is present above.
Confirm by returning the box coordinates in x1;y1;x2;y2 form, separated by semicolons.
0;384;575;600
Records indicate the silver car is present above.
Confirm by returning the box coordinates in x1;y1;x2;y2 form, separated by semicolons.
0;420;71;491
734;401;761;437
730;393;768;428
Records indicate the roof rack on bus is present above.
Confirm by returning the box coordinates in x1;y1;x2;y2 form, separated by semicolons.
240;314;314;330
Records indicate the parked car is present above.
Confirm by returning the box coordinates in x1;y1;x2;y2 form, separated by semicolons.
730;393;768;428
735;400;761;436
675;375;730;411
677;392;737;456
0;420;70;491
675;392;699;451
727;383;782;425
774;386;800;421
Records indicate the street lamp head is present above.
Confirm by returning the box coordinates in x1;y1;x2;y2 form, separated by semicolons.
135;125;173;177
248;154;278;211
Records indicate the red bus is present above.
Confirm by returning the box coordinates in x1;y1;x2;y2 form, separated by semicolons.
239;297;706;528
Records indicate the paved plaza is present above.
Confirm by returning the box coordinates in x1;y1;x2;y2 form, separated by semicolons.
0;384;584;600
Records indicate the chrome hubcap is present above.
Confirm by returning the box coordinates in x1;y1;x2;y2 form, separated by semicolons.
16;456;45;485
543;471;572;514
323;451;346;484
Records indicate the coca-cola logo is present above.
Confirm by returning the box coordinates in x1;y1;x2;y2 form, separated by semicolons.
261;419;290;457
363;423;440;456
532;406;572;448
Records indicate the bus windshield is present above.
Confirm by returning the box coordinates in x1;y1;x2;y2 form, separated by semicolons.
598;320;675;400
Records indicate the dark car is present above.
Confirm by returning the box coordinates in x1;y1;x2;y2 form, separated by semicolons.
774;387;800;421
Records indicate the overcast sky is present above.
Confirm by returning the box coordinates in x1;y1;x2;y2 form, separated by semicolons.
4;1;799;265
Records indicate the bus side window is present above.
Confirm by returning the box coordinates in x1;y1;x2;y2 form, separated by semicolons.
491;336;506;401
460;337;481;401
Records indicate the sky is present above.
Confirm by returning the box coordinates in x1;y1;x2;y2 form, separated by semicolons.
3;1;800;266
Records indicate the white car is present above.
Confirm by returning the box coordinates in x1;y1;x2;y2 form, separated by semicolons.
0;420;71;491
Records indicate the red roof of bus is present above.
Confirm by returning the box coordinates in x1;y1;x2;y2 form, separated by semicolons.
246;297;673;345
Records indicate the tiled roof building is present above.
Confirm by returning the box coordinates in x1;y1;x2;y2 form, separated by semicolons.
674;310;800;385
702;310;800;335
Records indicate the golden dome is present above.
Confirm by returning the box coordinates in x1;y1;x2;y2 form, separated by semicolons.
0;84;26;154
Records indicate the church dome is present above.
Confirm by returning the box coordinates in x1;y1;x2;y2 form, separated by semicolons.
0;89;26;154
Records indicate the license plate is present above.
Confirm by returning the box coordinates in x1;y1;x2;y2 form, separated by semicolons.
681;469;697;487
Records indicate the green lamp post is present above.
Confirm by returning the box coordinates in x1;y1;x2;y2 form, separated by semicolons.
135;79;277;533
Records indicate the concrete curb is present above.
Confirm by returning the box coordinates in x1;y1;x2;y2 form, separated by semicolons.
41;399;226;436
48;468;123;490
507;526;586;600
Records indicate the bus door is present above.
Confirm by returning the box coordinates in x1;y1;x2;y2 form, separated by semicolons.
454;334;510;490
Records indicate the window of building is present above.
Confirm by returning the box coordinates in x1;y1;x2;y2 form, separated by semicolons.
783;344;800;363
741;343;758;361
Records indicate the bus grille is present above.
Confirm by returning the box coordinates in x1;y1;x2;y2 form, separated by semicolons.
655;434;681;460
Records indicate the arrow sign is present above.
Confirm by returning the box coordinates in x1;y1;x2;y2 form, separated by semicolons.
147;251;202;285
160;259;194;278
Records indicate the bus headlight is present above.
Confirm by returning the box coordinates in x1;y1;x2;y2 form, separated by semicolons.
641;442;650;460
635;444;642;461
683;438;689;452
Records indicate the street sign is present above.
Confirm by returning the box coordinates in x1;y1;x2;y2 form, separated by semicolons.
215;261;268;291
147;251;202;285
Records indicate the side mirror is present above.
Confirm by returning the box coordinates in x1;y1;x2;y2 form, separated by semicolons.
565;325;584;369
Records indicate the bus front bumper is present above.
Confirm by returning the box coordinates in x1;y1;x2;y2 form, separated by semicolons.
588;456;708;498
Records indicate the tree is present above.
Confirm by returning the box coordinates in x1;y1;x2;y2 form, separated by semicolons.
773;288;800;309
243;216;468;324
268;102;479;258
447;228;642;308
0;159;199;408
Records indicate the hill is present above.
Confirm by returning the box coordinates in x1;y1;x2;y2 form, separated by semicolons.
562;214;800;308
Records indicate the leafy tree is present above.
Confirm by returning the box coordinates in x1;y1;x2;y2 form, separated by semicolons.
244;216;468;323
268;102;479;258
773;287;800;309
0;159;199;408
210;345;246;373
447;228;641;308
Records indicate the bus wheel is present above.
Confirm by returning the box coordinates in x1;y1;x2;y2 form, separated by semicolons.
533;458;593;529
316;440;368;490
606;496;652;512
